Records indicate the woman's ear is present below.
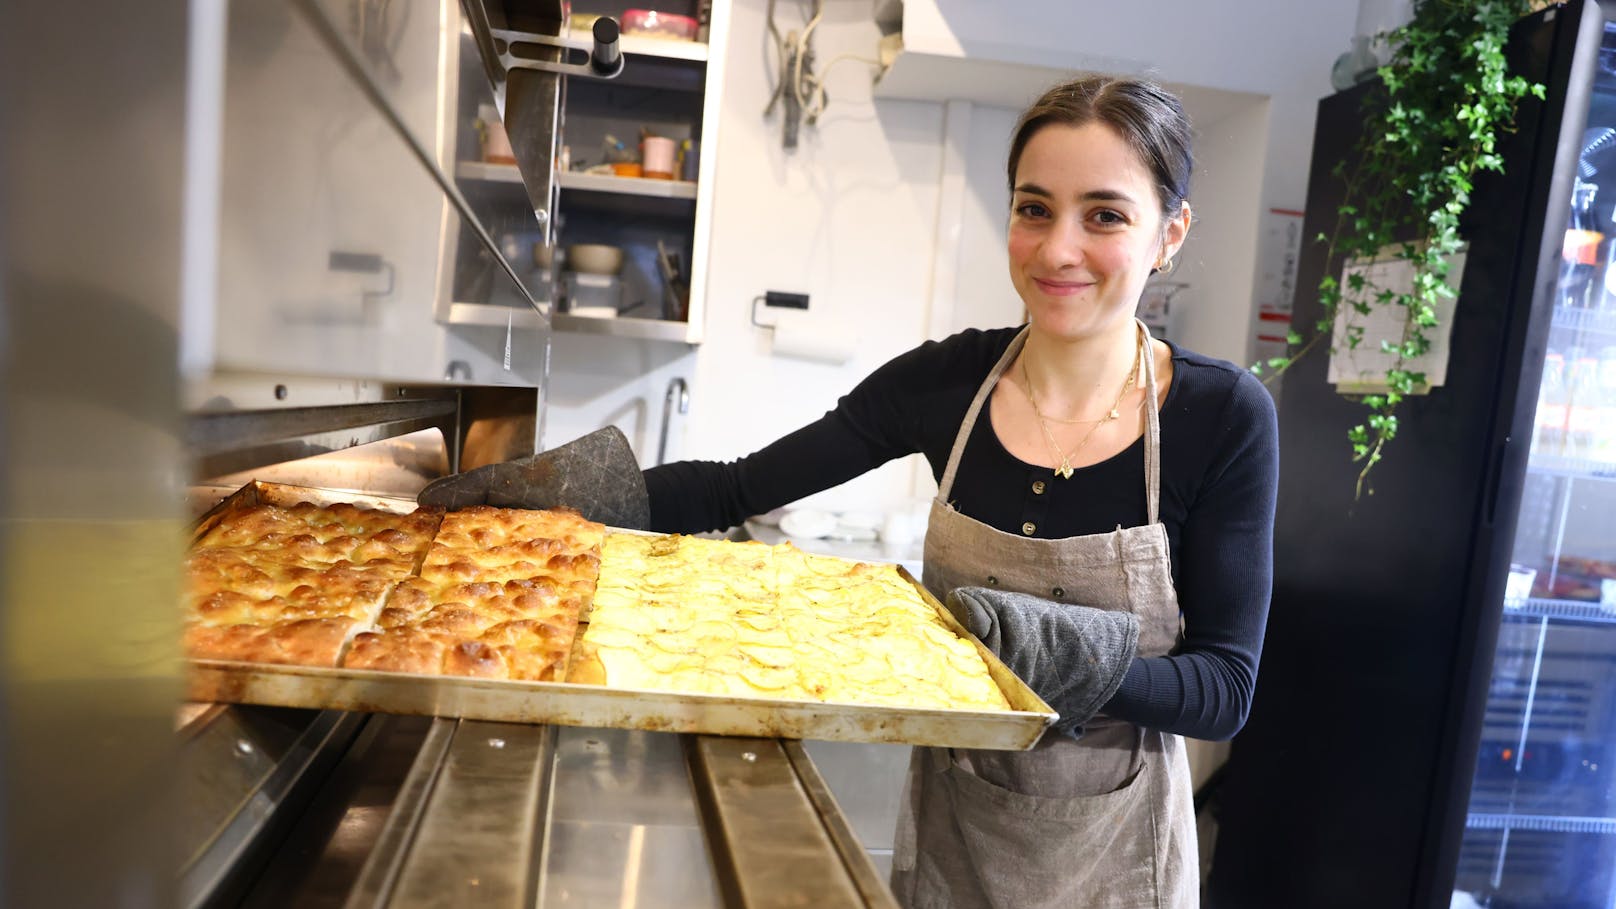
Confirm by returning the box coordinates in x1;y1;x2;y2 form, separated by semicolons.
1161;200;1191;262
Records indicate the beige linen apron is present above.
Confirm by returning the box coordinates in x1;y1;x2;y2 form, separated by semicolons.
890;321;1198;909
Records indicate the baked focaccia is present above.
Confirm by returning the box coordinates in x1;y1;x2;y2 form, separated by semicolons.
194;502;443;574
340;506;605;680
420;506;604;584
183;617;366;668
183;501;445;666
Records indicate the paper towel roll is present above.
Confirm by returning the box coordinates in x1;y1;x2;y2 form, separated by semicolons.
772;326;859;362
762;308;853;362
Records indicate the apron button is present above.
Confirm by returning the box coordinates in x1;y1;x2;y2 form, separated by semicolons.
1052;586;1065;598
987;575;999;586
1031;480;1046;495
1021;521;1036;536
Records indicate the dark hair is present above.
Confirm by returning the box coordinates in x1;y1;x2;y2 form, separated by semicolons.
1007;76;1193;221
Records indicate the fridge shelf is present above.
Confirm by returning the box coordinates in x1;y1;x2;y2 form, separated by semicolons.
1526;453;1616;480
1550;304;1616;336
1466;813;1616;835
1503;597;1616;623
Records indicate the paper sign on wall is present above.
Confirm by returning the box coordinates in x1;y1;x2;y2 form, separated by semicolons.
1325;245;1465;394
1253;207;1304;366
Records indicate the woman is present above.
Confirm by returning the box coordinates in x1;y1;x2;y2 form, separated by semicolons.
647;76;1277;908
424;75;1278;908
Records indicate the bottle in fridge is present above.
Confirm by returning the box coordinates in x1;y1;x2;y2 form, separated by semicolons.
1563;178;1604;310
1564;349;1600;461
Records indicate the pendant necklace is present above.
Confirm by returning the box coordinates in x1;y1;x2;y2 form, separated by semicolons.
1020;335;1142;479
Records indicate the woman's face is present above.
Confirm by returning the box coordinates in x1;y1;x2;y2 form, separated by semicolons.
1008;122;1189;340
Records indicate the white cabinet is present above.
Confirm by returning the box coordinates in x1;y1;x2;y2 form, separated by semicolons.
441;2;728;347
203;0;547;387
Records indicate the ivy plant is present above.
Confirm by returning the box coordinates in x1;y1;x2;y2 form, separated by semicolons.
1253;0;1545;498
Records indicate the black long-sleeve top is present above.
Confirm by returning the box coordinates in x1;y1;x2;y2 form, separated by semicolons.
644;327;1279;741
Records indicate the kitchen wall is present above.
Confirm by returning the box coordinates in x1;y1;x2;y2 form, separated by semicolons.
547;0;1360;517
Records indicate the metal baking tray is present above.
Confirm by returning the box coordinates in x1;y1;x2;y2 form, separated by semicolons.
185;482;1057;750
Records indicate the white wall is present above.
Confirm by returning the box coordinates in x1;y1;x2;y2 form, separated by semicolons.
894;0;1356;363
543;336;699;468
546;0;1360;518
676;0;946;514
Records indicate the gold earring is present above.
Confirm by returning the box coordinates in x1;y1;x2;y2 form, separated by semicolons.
1155;256;1174;275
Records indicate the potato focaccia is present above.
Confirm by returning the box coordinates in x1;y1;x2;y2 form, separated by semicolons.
576;534;1009;711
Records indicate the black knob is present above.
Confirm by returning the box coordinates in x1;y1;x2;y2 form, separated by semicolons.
591;17;621;75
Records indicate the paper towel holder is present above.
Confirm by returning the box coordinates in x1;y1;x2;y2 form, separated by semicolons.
750;290;810;328
750;290;853;364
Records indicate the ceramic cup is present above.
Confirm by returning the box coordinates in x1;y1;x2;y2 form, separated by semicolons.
642;136;677;179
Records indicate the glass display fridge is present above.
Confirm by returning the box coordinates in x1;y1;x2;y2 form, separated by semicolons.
1207;2;1616;907
1453;7;1616;904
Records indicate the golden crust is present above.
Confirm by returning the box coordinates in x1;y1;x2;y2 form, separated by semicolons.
183;501;444;667
185;617;362;667
343;629;449;675
195;503;442;564
337;506;603;681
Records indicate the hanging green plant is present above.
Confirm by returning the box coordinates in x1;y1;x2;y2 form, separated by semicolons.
1252;0;1545;498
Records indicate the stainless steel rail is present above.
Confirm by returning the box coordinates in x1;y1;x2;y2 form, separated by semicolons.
688;736;900;909
178;708;369;908
181;712;902;907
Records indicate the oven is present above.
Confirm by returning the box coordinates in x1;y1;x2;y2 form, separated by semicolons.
2;1;901;905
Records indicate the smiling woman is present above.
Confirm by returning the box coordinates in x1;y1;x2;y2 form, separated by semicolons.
457;75;1280;909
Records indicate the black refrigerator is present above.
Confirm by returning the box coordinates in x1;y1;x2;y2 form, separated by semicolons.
1208;2;1616;907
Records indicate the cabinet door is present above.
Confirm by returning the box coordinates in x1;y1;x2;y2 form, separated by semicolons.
206;0;546;386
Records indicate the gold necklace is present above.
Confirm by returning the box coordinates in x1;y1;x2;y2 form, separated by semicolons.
1019;336;1142;479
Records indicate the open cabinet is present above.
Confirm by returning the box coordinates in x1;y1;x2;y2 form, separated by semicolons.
438;0;726;345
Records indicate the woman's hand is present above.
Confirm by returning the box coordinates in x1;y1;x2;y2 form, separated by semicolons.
418;426;650;529
947;587;1138;738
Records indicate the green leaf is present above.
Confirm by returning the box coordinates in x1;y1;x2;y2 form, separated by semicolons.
1309;0;1523;495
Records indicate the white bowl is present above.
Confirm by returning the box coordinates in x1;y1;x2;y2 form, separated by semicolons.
778;508;837;540
566;244;624;275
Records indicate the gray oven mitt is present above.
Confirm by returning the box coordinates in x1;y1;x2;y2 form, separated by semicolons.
946;587;1139;739
417;426;650;529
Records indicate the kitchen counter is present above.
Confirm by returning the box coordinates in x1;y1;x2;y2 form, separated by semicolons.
733;520;925;579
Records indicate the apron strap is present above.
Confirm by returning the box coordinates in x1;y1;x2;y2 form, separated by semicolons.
937;326;1029;500
936;319;1164;526
1136;318;1163;526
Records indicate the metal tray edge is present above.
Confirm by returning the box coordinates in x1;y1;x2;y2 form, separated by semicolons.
187;659;1053;751
893;564;1056;728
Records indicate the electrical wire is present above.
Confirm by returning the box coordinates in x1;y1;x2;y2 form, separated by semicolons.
763;0;883;148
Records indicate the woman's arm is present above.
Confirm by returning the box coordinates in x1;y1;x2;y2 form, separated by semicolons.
642;334;977;534
1103;371;1280;740
645;411;900;534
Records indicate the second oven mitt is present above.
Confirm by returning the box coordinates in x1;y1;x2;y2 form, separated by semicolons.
417;426;650;529
946;587;1139;739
